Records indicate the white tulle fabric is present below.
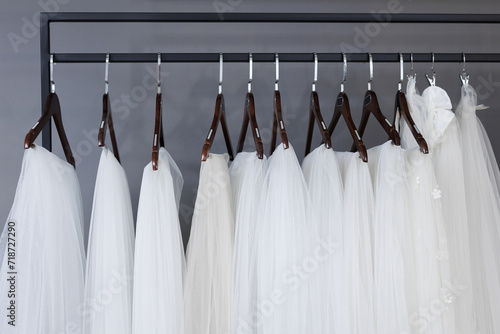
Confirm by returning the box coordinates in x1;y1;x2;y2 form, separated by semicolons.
406;77;476;333
184;153;234;334
456;83;500;334
335;151;376;334
367;141;411;334
229;152;267;334
400;79;455;334
302;145;349;334
83;147;135;334
132;147;185;334
0;145;85;334
255;143;323;334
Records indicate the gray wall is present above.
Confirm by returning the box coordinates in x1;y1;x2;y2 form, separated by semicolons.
1;0;500;247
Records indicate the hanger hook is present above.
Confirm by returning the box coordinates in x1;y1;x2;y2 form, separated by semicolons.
368;53;373;91
426;52;437;86
275;53;279;91
157;53;161;94
248;53;253;93
105;53;110;94
341;53;347;92
398;52;404;91
50;54;55;94
312;53;318;92
219;53;223;94
460;52;469;86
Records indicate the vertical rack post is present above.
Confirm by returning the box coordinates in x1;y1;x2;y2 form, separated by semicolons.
40;12;51;151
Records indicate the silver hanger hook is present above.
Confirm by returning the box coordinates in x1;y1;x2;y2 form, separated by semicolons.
105;53;110;94
462;52;466;73
398;52;404;91
50;54;55;93
341;53;347;92
312;53;318;92
248;53;253;93
219;53;223;94
367;53;373;91
460;52;469;86
425;52;436;86
157;53;161;94
275;53;279;91
407;52;417;79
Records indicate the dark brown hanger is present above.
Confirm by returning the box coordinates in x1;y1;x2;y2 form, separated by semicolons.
152;92;165;170
351;54;400;152
327;54;368;162
269;54;289;156
24;55;75;167
98;54;120;163
201;54;234;161
152;54;165;170
305;54;332;156
236;54;264;159
394;53;429;154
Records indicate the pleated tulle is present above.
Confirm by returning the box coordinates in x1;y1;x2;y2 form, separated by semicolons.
254;143;324;334
302;145;349;334
367;142;411;334
83;147;135;334
229;152;267;334
456;83;500;334
336;152;376;334
0;145;85;334
184;153;234;334
132;147;185;334
406;78;476;333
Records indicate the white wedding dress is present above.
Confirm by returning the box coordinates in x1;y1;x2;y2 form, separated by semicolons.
367;141;411;334
455;82;500;334
400;77;455;334
255;143;323;334
406;77;476;333
335;151;376;334
302;145;349;334
132;147;185;334
184;153;234;334
0;145;85;334
83;147;135;334
229;152;267;334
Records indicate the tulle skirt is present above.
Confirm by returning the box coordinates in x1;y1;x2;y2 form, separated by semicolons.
229;152;267;334
0;145;85;334
336;152;376;334
254;143;322;334
302;145;348;334
405;79;475;333
367;142;411;334
456;83;500;334
402;148;454;334
184;153;234;334
83;147;135;334
132;147;185;334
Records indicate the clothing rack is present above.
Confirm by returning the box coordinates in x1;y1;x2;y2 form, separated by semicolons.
39;12;500;151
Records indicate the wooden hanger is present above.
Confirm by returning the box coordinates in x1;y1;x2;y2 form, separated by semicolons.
201;53;234;161
351;53;400;152
305;53;332;156
98;54;121;163
24;55;75;167
270;53;289;156
236;53;264;159
152;54;165;170
327;53;368;162
394;53;429;154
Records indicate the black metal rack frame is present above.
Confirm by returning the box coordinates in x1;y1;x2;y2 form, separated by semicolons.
39;12;500;150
